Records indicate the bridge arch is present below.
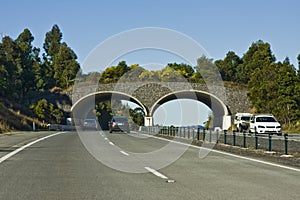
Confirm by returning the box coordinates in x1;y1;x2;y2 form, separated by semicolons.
71;91;149;126
150;90;231;129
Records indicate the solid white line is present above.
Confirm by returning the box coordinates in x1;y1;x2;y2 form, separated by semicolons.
0;132;65;164
141;133;300;172
120;151;129;156
109;141;115;146
104;137;108;140
145;167;168;179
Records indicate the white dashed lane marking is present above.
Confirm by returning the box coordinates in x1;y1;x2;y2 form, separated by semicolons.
145;167;168;179
120;151;129;156
109;141;115;146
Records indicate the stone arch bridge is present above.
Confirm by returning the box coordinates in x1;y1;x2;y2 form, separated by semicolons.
71;82;251;130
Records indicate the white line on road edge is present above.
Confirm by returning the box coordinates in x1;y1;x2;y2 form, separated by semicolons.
141;133;300;172
109;141;115;146
120;151;129;156
0;132;66;164
145;167;168;179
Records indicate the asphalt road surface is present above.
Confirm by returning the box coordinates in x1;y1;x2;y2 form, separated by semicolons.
0;131;299;200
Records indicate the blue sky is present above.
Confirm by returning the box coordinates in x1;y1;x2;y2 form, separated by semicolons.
1;0;299;126
2;0;299;66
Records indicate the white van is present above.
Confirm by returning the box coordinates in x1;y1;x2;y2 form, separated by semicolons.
234;113;252;132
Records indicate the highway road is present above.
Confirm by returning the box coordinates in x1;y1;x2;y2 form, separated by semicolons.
0;131;299;200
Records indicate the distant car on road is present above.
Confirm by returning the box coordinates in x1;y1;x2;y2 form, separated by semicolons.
109;116;130;133
83;119;98;130
249;114;282;135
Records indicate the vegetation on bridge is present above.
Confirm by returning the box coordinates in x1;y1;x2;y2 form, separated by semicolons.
1;25;300;132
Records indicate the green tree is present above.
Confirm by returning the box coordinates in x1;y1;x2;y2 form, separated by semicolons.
298;54;300;68
53;42;80;88
203;112;213;130
248;62;279;113
297;54;300;79
248;59;300;128
237;40;275;84
99;61;130;83
0;36;21;99
15;29;38;97
129;107;145;127
190;71;204;83
32;47;46;91
166;63;194;80
215;51;242;82
0;64;7;96
43;24;63;89
43;25;80;89
156;66;185;82
119;64;146;82
30;99;48;120
138;70;159;82
49;103;63;123
43;24;62;58
195;56;220;84
30;99;64;123
275;59;300;128
94;101;113;130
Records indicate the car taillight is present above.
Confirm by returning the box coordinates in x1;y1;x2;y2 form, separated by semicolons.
111;122;116;126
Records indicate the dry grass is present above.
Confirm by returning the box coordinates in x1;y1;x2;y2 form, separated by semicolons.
0;101;46;133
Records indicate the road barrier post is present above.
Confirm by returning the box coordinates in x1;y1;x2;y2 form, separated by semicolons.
192;129;195;139
284;133;288;155
233;131;236;146
216;129;219;144
180;127;182;138
224;130;227;144
197;128;200;141
181;127;183;138
188;128;190;139
268;134;272;152
243;133;246;148
203;130;206;141
255;133;258;149
209;130;212;143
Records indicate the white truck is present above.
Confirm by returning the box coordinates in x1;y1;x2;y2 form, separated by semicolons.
234;113;252;132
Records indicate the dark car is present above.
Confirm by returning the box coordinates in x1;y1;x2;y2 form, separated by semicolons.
109;116;130;133
83;119;98;130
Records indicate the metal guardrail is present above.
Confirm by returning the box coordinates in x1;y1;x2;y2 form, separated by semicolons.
47;124;77;131
140;126;300;155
